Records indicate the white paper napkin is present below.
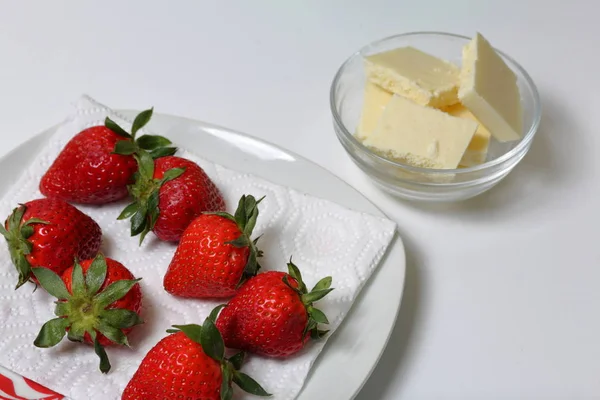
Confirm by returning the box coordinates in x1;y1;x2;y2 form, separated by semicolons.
0;96;396;400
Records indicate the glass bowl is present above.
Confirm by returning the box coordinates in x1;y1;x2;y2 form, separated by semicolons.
330;31;541;202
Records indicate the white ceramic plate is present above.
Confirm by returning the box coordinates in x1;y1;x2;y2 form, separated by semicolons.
0;112;406;400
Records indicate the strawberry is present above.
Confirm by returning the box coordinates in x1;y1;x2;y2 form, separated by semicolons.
122;306;270;400
216;260;334;358
118;155;225;243
40;108;176;204
31;254;143;373
0;198;101;289
163;195;262;298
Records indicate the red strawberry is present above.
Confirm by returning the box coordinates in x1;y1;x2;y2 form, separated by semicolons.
122;306;270;400
40;108;176;204
0;198;101;289
31;254;143;373
216;260;334;358
119;155;225;243
164;195;262;298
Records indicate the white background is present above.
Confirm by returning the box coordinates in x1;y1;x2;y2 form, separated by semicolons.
1;1;598;399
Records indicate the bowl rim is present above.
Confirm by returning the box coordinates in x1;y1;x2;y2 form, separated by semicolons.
329;31;542;176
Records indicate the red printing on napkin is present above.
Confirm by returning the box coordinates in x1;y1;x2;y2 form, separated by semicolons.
0;370;64;400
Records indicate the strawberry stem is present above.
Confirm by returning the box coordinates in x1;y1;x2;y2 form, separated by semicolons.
216;194;265;287
108;109;180;245
31;254;143;373
282;258;334;340
169;305;271;399
0;204;49;289
107;109;176;163
118;164;185;244
130;108;154;139
90;331;111;374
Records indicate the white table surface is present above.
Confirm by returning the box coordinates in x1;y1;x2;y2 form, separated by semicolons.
1;1;598;399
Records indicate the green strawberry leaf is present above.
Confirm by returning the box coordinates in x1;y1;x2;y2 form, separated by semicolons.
240;241;260;283
13;252;31;289
148;209;159;233
233;195;248;231
232;371;271;397
66;323;85;342
229;351;245;371
310;329;329;340
71;260;86;297
4;206;32;286
131;108;154;138
208;305;226;323
243;195;264;237
242;196;256;227
94;278;141;309
113;140;137;156
282;275;302;295
130;208;148;236
286;259;306;292
309;307;329;324
138;189;160;245
19;224;33;239
22;217;50;227
229;194;264;236
9;205;25;231
85;254;108;296
160;167;185;184
172;324;203;344
244;211;259;237
304;319;318;336
97;320;129;347
33;318;69;348
54;302;69;317
118;202;139;220
245;195;257;214
101;309;144;329
122;163;183;245
138;225;151;246
91;332;111;373
206;211;236;222
301;288;334;305
311;276;332;292
31;268;71;300
147;189;160;216
19;217;49;240
21;238;33;255
200;318;225;362
220;364;233;400
136;134;171;150
226;235;250;248
134;150;155;182
105;117;132;138
149;146;177;159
